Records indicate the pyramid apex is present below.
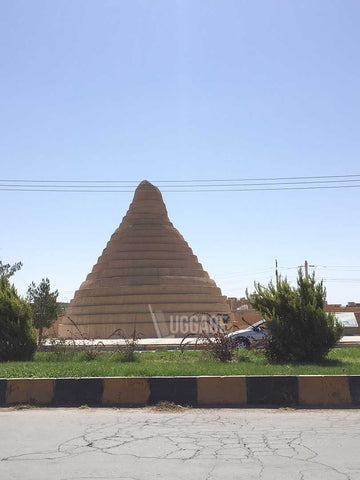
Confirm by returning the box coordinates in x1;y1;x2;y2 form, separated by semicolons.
135;179;157;191
121;179;168;221
133;180;163;201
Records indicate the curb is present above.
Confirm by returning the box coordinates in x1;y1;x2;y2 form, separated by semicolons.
1;375;360;408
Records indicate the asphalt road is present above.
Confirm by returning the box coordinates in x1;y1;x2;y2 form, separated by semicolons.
0;408;359;480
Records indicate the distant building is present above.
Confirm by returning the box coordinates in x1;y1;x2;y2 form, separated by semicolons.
228;298;360;334
347;302;360;308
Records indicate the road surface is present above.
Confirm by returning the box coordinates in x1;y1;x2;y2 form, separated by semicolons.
0;407;359;479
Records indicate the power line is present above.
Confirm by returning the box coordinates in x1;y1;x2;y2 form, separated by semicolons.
1;174;360;183
1;174;360;192
2;179;360;189
316;266;360;269
1;173;360;192
1;184;360;193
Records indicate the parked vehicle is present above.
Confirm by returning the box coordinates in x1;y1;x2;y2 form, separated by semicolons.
228;319;268;348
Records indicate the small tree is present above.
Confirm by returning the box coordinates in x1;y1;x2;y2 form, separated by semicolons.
0;276;37;361
27;278;60;344
246;269;343;363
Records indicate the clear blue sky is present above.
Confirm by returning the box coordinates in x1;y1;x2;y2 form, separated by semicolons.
1;0;360;305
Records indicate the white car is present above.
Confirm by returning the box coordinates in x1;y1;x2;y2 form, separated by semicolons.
228;319;268;348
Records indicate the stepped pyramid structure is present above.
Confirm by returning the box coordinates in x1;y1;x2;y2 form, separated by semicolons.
59;181;229;338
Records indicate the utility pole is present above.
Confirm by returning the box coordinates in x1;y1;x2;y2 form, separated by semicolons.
304;260;309;280
275;259;279;286
303;260;315;279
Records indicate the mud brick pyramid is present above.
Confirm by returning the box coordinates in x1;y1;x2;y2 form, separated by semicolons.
59;180;229;338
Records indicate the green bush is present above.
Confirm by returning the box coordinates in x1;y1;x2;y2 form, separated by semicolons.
27;277;60;345
0;277;37;361
247;269;343;363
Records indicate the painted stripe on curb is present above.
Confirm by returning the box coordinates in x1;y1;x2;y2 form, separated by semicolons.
148;377;197;405
348;376;360;405
54;378;104;406
298;376;351;406
0;379;7;406
246;376;299;406
197;376;247;406
6;378;54;405
103;377;150;405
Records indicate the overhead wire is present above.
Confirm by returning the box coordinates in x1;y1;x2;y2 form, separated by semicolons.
1;174;360;192
2;179;360;189
1;185;360;193
1;173;360;183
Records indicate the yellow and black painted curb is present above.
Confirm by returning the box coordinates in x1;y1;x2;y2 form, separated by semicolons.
1;375;359;408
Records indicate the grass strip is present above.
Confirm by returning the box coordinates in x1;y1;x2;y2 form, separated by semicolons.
1;348;360;378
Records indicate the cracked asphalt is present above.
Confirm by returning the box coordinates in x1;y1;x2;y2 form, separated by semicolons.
0;408;359;480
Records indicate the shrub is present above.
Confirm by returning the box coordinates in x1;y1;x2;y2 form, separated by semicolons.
0;277;37;361
112;327;141;362
181;314;237;362
113;347;138;363
63;316;104;360
46;337;75;360
247;269;343;363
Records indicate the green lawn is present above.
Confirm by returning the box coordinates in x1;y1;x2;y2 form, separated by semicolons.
1;348;360;378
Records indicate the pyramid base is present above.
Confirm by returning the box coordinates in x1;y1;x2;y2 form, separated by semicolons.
58;312;231;339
